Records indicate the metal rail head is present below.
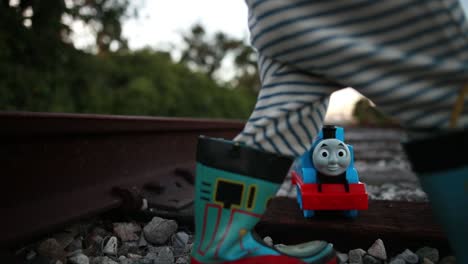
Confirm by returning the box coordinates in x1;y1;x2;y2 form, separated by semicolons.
0;112;244;248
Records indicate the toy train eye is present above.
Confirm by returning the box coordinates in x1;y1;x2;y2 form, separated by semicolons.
320;150;328;158
338;150;346;157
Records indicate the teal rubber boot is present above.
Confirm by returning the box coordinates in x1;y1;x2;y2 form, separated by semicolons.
191;136;337;264
403;129;468;264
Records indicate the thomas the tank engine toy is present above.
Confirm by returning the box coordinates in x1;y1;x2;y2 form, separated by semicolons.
292;125;368;218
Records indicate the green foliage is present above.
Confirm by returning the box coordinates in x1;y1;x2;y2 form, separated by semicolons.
0;44;256;118
66;0;139;53
179;23;261;97
2;1;403;123
179;24;243;78
0;1;257;119
1;0;135;53
106;49;256;119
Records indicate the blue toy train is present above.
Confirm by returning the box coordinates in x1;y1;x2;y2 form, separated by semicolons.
291;125;368;218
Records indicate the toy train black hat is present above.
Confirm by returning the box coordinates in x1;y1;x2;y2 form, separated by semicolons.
313;125;345;145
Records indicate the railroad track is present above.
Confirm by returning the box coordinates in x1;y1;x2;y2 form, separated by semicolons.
0;112;243;249
0;112;452;260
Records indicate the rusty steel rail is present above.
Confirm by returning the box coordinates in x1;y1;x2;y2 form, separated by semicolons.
257;197;451;257
0;112;244;248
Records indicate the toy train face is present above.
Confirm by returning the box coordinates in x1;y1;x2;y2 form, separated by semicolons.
312;138;351;176
292;125;368;218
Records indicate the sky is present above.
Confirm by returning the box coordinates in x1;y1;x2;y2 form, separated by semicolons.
78;0;468;122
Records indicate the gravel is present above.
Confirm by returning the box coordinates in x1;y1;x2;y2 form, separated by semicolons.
15;215;457;264
16;171;443;263
16;182;445;261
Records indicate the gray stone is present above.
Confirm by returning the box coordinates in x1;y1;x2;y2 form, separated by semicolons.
113;223;141;242
25;250;37;261
171;231;190;256
87;234;103;249
90;256;119;264
416;247;439;263
144;252;157;260
186;243;193;254
336;252;349;264
439;256;457;264
263;236;273;247
116;257;128;264
118;241;139;256
66;237;83;253
367;239;387;260
349;248;366;264
388;257;405;264
150;247;174;264
363;254;382;264
66;249;83;257
399;249;419;264
37;238;66;261
102;236;118;255
146;246;174;264
138;234;148;248
422;257;434;264
68;253;89;264
143;217;178;245
119;259;135;264
127;253;143;259
141;198;148;211
134;259;153;264
82;244;99;257
175;256;190;264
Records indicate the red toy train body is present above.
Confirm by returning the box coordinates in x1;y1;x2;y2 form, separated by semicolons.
292;125;368;218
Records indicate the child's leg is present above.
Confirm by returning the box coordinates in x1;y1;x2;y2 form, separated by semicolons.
191;136;336;264
191;56;341;263
244;1;468;262
234;55;341;156
247;0;468;131
403;129;468;264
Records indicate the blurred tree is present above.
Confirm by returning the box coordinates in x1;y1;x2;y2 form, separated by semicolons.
0;0;135;112
69;49;256;119
232;44;261;97
0;0;136;53
179;24;241;78
0;2;256;119
66;0;138;53
179;23;261;96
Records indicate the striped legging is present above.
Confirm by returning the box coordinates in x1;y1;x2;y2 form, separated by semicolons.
234;0;468;157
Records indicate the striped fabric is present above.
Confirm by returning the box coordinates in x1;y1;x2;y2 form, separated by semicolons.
234;0;468;157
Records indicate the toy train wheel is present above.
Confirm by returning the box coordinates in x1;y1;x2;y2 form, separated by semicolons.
344;210;358;219
303;210;315;218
